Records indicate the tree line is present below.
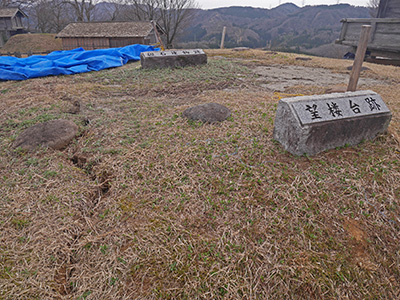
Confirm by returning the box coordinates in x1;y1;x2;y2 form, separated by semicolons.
1;0;198;48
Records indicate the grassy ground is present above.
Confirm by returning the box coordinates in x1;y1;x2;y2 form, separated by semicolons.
0;49;399;299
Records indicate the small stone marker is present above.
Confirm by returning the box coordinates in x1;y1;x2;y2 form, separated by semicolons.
273;90;391;156
141;49;207;69
182;103;231;123
13;119;78;151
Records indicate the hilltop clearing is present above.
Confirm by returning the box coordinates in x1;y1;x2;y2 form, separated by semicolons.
0;49;399;299
178;4;369;53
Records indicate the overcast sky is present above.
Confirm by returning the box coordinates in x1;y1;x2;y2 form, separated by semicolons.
199;0;369;10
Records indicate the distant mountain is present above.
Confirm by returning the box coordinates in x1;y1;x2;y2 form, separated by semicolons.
177;3;370;52
21;1;369;56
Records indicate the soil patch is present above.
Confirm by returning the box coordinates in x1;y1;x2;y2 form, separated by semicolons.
344;218;377;271
253;65;389;92
182;102;231;123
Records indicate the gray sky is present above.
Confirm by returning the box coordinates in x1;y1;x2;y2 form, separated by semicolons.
199;0;369;10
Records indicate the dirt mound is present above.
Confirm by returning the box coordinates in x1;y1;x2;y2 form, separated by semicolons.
13;119;79;151
182;103;231;123
1;49;400;299
0;33;63;54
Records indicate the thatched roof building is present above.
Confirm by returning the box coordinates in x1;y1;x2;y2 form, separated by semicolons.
0;7;27;47
0;7;27;19
56;21;165;50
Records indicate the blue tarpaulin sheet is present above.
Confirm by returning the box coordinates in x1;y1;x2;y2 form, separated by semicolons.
0;44;159;81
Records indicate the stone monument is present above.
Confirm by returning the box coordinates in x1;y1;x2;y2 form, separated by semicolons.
273;90;392;155
141;49;207;69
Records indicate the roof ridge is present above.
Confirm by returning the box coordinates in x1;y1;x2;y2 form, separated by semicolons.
56;21;158;38
67;21;152;24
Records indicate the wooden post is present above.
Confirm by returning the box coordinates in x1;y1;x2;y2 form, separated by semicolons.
151;20;165;51
220;26;226;49
347;25;371;92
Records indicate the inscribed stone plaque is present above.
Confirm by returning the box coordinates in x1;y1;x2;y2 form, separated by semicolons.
273;90;392;155
292;93;390;125
141;49;207;69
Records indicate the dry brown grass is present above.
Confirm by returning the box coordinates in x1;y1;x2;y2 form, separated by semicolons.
0;34;63;54
0;49;399;299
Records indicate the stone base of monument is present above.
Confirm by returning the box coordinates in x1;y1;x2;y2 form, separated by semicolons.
273;90;392;156
141;49;207;69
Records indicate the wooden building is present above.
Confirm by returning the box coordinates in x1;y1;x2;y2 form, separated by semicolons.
377;0;400;18
336;0;400;61
56;21;165;50
0;8;27;47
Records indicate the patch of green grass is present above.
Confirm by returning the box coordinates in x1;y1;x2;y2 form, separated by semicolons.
5;113;58;131
89;59;251;88
11;217;31;230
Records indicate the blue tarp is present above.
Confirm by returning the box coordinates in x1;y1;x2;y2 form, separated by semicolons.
0;44;159;81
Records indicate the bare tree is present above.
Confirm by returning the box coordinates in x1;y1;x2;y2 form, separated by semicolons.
368;0;380;17
32;0;52;32
122;0;198;48
124;0;159;21
95;1;122;21
65;0;97;22
0;0;18;7
159;0;197;48
32;0;72;32
0;0;10;7
52;0;73;31
0;0;27;8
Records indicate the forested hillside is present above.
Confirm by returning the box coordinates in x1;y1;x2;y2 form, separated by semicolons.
19;2;369;55
178;3;370;51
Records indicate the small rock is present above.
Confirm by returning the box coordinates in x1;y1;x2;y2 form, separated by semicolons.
68;100;81;114
182;103;231;123
13;119;79;151
141;49;207;69
296;57;312;61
